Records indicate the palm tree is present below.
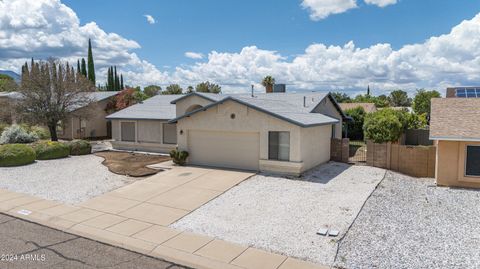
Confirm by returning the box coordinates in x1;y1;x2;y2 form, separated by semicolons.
261;76;275;93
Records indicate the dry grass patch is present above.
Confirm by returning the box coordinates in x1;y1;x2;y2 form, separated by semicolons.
95;151;170;177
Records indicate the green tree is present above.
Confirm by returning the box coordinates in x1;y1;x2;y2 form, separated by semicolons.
364;109;403;143
77;60;81;74
80;58;87;77
163;84;183;95
412;89;441;117
330;92;351;103
344;106;366;140
195;81;221;93
261;76;275;93
87;38;96;85
120;74;124;90
144;85;161;97
0;74;18;92
186;86;194;93
389;90;411;107
353;94;389;108
114;66;120;91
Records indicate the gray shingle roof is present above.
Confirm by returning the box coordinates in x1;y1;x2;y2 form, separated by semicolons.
106;94;179;120
109;91;345;127
86;91;119;102
169;92;344;127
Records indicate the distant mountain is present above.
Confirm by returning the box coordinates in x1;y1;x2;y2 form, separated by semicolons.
0;70;20;82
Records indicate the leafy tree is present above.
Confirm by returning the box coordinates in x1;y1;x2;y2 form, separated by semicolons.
17;59;94;141
105;88;147;113
406;112;427;129
87;38;96;85
163;84;183;95
0;74;18;92
353;94;389;108
330;92;351;103
388;90;411;107
80;58;87;77
412;89;441;117
364;109;403;143
144;85;161;97
344;106;366;140
195;81;221;93
186;86;194;93
261;76;275;93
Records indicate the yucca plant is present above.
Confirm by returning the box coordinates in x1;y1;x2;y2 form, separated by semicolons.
169;149;189;166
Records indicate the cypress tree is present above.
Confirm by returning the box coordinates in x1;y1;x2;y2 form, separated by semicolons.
114;66;119;91
120;74;124;90
77;60;81;74
81;58;87;77
87;38;96;85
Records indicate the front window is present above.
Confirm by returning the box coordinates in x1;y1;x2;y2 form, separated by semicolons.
163;123;177;144
269;131;290;161
121;122;136;142
465;145;480;177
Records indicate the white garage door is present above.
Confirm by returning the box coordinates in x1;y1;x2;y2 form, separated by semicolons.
188;130;260;171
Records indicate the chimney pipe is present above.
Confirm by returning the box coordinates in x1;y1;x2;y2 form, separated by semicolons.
251;84;254;97
303;96;306;107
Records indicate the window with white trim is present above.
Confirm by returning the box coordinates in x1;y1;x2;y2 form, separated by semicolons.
268;131;290;161
465;145;480;176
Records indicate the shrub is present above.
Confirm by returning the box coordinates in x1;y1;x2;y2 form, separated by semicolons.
0;124;38;144
364;109;403;143
29;126;50;140
0;123;8;135
169;149;189;166
33;141;70;160
0;144;36;167
344;106;366;141
67;140;92;155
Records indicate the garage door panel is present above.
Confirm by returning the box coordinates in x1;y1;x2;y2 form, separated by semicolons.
188;130;259;171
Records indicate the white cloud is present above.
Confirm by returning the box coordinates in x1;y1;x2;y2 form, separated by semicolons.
144;14;155;24
301;0;357;20
364;0;397;8
1;0;480;95
184;52;204;59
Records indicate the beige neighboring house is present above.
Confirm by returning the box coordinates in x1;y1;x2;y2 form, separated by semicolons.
108;91;347;175
58;91;119;140
0;91;118;140
339;102;377;113
430;98;480;188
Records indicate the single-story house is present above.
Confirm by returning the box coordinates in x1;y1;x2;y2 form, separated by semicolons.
430;97;480;188
0;91;118;140
108;91;347;175
58;91;119;140
339;102;377;113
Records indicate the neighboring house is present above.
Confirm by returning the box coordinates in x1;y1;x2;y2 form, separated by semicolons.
0;91;118;140
446;86;480;98
108;90;347;175
58;91;119;140
430;98;480;188
339;102;377;113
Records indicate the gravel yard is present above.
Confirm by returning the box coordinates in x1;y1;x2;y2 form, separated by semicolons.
0;155;133;204
171;162;385;265
335;171;480;269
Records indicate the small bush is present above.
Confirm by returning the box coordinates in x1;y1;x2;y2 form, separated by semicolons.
29;126;50;140
67;140;92;155
33;141;70;160
0;124;39;144
364;109;403;143
169;149;189;166
0;123;9;135
0;144;36;167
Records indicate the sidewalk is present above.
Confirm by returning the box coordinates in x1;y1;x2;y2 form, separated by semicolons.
0;166;328;269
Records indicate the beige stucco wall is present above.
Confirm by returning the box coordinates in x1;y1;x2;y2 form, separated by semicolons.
436;140;480;188
110;119;176;154
312;97;342;139
175;95;214;116
58;98;111;140
176;99;333;175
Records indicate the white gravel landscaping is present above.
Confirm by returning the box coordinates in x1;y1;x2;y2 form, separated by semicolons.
335;171;480;269
171;162;386;265
0;155;133;204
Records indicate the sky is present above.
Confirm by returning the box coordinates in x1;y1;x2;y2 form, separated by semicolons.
1;0;480;95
